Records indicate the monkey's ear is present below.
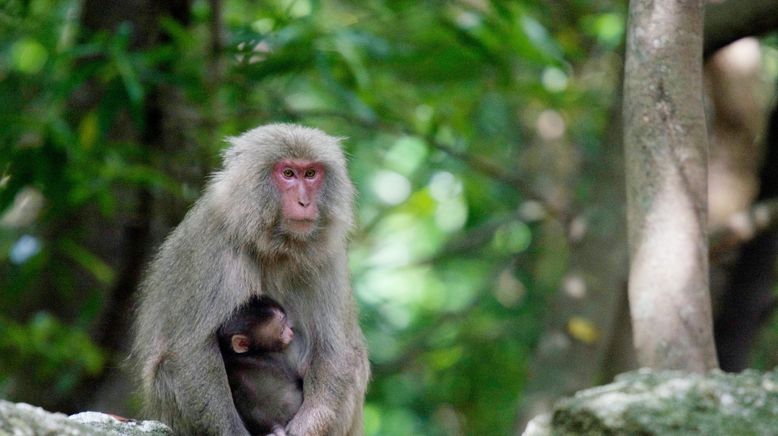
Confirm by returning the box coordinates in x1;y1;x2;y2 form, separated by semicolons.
231;335;251;353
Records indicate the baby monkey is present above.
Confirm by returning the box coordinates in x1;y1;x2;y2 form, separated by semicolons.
218;297;303;436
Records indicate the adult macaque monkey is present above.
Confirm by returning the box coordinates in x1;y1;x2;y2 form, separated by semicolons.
132;124;369;435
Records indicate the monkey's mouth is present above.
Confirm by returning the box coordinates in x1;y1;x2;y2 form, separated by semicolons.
284;219;317;234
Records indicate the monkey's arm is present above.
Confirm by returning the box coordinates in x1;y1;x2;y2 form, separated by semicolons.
135;240;255;436
148;338;251;436
285;330;369;436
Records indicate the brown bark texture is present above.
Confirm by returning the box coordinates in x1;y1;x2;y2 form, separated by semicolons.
623;0;718;372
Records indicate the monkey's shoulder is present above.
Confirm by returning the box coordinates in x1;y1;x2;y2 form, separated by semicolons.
144;202;255;292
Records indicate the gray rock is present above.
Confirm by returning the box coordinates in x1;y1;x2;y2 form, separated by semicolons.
522;412;551;436
523;368;778;436
0;399;172;435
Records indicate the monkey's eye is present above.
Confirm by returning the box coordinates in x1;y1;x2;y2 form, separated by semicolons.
282;168;295;178
304;169;316;178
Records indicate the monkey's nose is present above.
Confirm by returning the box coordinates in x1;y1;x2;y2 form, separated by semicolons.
298;199;310;207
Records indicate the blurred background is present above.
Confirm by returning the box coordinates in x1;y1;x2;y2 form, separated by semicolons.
1;0;778;434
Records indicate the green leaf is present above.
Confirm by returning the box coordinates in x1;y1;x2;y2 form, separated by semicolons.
78;112;99;150
59;239;115;285
10;38;48;74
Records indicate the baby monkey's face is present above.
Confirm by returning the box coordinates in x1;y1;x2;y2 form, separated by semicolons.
233;308;293;354
265;308;294;348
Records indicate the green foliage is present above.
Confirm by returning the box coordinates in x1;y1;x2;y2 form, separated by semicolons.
0;0;628;432
0;313;105;396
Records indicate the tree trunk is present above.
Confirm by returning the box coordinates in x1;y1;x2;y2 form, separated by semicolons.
67;0;195;415
623;0;718;371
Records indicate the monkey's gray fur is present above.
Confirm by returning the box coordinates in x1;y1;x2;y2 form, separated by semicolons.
132;124;370;436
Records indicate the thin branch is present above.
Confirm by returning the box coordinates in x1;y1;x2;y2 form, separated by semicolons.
424;137;555;212
281;105;562;217
371;264;513;376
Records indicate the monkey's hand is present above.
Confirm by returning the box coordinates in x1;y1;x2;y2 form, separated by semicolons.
285;342;368;436
285;403;337;436
268;424;288;436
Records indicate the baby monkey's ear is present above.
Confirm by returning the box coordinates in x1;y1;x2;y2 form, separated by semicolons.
231;334;251;353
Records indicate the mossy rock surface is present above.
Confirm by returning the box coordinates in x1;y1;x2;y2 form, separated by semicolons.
525;368;778;436
0;399;172;435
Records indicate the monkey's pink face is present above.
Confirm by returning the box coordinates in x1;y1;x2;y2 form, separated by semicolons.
272;160;325;234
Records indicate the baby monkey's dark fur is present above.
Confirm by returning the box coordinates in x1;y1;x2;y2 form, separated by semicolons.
219;297;302;436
